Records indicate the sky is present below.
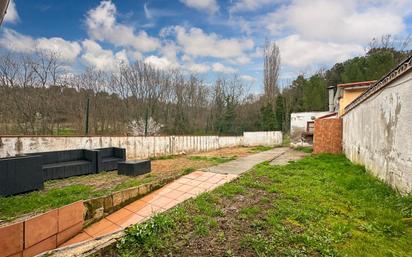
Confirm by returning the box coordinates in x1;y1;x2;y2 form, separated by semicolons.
2;0;412;92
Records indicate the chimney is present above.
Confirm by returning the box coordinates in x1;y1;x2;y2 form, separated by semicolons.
327;86;335;112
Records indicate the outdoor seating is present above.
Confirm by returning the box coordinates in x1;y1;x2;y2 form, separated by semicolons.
0;155;44;196
27;149;98;180
118;160;151;176
96;147;126;172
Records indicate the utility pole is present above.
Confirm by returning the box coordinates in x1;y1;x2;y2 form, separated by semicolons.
84;98;90;135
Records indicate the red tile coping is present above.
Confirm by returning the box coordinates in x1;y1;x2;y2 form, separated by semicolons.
0;222;23;257
24;210;58;248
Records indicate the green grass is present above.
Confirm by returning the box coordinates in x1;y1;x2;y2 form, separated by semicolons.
295;146;313;153
116;154;412;257
248;146;274;153
0;185;107;222
149;155;177;160
188;155;236;164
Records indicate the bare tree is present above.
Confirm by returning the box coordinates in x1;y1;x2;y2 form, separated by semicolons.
263;39;281;104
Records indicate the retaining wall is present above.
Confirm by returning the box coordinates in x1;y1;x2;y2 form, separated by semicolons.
313;118;342;154
342;70;412;194
0;132;282;159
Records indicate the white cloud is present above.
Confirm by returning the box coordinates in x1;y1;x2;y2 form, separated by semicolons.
212;62;237;73
86;1;160;52
170;26;254;63
230;0;274;13
179;0;219;14
81;39;128;71
240;75;257;82
0;29;81;61
186;63;210;73
4;0;19;23
264;0;406;44
144;55;174;70
36;38;81;61
276;34;364;68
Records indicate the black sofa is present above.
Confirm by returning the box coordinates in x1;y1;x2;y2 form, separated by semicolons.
0;155;44;196
28;149;98;180
96;147;126;172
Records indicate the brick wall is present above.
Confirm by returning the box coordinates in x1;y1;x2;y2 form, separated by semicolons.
0;201;84;257
313;118;342;154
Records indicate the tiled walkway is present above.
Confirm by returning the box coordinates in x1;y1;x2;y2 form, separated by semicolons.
61;171;237;247
60;148;286;248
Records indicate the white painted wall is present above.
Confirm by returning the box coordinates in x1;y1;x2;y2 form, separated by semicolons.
243;131;282;146
343;71;412;194
290;112;330;144
0;132;282;159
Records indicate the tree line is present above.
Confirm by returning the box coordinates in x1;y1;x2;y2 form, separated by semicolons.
0;36;410;136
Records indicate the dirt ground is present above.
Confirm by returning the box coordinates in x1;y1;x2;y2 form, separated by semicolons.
45;146;258;193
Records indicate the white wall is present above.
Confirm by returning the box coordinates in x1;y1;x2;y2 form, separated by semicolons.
243;131;282;146
290;112;330;144
343;71;412;194
0;132;282;159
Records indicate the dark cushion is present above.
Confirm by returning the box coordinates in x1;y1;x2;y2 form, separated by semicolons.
102;157;122;163
43;160;91;169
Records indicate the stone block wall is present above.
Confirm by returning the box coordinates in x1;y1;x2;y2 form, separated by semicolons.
313;118;342;154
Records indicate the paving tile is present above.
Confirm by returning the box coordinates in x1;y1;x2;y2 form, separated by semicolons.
190;186;207;195
124;200;146;213
175;193;195;202
206;175;225;184
93;223;122;238
150;196;175;208
162;199;180;210
84;218;117;237
176;184;195;193
22;235;56;257
57;222;83;246
7;252;22;257
0;222;23;257
139;193;158;203
58;201;84;232
134;204;164;217
105;208;145;228
60;232;92;247
162;189;185;200
175;177;192;185
24;209;58;248
156;186;175;196
185;179;202;187
183;171;204;179
165;182;183;190
197;181;215;189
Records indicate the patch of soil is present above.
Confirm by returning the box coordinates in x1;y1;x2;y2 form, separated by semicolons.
161;185;276;257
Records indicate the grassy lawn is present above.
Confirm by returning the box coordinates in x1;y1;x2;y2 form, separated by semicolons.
188;155;237;164
295;146;314;153
112;154;412;257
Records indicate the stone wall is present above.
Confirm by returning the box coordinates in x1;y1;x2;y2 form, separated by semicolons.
342;70;412;194
0;132;282;159
313;118;342;154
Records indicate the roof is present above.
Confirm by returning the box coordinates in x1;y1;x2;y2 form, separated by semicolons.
344;55;412;114
316;112;338;120
337;80;376;88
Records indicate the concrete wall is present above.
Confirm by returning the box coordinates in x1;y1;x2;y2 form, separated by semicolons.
342;71;412;194
313;118;342;154
243;131;282;146
0;132;282;159
290;112;330;145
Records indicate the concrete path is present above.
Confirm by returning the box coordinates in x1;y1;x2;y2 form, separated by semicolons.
201;147;289;175
58;147;290;250
269;148;310;165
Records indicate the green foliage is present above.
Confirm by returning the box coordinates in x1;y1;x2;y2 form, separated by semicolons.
182;167;195;175
274;95;285;131
0;185;95;222
149;155;177;160
295;146;313;153
259;102;276;131
248;146;274;153
188;155;236;164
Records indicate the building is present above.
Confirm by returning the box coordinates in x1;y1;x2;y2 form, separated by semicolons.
329;80;376;116
290;111;330;146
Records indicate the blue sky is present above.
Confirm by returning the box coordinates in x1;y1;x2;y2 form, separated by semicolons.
2;0;412;92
